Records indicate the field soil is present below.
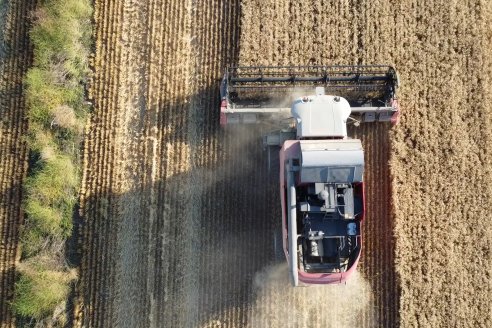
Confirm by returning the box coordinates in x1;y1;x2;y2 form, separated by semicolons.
57;0;492;328
0;0;34;326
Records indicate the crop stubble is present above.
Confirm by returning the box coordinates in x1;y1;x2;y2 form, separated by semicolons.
75;0;244;327
0;0;34;326
75;0;195;326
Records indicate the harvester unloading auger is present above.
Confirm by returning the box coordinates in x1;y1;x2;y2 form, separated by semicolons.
219;66;400;286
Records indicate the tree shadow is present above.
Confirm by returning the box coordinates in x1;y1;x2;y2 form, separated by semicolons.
71;113;282;327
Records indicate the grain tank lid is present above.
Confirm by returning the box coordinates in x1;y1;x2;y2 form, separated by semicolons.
299;140;364;183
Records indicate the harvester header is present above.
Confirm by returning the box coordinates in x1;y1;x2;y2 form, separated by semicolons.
220;65;400;125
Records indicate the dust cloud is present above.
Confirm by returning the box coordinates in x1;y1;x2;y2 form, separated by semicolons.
247;264;375;328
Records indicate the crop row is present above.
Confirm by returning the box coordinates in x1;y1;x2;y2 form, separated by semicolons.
0;0;35;326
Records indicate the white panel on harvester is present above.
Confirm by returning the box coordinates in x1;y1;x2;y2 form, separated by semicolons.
299;140;364;183
291;95;351;138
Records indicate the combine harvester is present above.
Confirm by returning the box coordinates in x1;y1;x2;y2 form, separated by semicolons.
219;66;399;286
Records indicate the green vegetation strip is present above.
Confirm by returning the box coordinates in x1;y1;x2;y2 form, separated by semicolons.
12;0;92;320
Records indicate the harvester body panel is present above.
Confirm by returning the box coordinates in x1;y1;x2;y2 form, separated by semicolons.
291;95;351;138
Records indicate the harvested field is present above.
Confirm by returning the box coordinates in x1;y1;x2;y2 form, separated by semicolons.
74;0;193;325
74;0;242;326
0;0;34;326
67;0;491;328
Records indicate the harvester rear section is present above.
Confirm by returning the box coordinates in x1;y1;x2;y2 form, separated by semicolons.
281;139;365;285
219;65;399;286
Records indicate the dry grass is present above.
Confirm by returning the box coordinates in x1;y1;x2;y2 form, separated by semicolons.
51;105;77;129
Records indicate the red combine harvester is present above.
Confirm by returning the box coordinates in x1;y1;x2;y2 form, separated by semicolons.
219;66;399;286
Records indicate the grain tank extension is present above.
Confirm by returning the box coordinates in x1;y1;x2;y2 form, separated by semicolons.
219;66;399;286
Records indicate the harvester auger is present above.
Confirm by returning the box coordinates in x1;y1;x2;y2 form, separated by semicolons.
219;65;400;286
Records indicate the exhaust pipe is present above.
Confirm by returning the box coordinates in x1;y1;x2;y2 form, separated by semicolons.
286;162;299;286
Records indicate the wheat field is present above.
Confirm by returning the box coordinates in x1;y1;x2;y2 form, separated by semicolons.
0;0;490;327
